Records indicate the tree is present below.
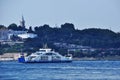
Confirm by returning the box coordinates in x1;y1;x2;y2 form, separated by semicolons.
0;25;6;29
8;23;18;30
18;25;24;31
28;26;34;33
42;24;50;29
61;23;75;31
34;26;39;32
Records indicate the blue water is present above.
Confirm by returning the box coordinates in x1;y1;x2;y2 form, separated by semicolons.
0;61;120;80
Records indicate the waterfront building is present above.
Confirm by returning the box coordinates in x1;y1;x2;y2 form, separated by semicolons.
0;53;27;61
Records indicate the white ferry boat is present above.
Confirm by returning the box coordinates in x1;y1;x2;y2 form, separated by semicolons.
18;48;72;63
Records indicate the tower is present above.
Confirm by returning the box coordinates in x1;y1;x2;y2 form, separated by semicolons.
20;15;25;28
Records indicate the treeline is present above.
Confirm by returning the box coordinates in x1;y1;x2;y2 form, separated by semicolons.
1;23;120;49
25;23;120;48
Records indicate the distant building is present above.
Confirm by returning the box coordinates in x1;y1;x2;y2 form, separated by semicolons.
18;33;37;39
0;28;10;41
0;53;27;61
54;42;96;54
8;30;27;38
0;16;37;41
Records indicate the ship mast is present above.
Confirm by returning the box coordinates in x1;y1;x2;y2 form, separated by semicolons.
43;43;48;49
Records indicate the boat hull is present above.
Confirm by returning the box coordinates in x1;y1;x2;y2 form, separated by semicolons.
18;58;72;63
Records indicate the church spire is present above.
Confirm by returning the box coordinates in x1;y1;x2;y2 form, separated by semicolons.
22;15;25;22
20;15;25;28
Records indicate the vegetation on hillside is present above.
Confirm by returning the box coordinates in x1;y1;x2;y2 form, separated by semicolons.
22;23;120;48
1;23;120;58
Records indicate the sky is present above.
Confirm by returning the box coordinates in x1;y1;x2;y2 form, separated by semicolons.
0;0;120;32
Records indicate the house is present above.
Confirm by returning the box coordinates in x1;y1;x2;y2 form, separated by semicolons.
0;53;27;61
0;28;10;41
18;33;37;39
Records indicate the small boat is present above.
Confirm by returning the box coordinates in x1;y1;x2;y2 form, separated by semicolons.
18;48;72;63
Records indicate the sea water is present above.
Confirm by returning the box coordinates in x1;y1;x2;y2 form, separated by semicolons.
0;61;120;80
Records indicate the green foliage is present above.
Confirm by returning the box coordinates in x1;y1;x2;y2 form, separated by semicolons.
29;23;120;48
0;43;24;53
0;25;6;29
8;23;18;30
21;23;120;58
1;22;120;59
8;23;27;31
28;26;34;33
61;23;75;31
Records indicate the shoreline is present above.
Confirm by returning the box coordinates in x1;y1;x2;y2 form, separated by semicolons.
1;57;120;62
73;56;120;61
1;53;120;61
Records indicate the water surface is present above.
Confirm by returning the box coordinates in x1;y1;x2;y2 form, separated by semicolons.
0;61;120;80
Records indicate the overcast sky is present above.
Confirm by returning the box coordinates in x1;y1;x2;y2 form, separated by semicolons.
0;0;120;32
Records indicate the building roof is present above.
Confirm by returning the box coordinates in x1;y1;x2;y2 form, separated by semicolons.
18;33;37;39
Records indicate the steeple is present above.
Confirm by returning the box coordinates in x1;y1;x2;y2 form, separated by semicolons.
20;15;25;28
22;15;25;23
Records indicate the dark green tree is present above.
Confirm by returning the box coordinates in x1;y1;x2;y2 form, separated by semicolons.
61;23;75;31
0;25;6;29
28;26;34;33
8;23;18;30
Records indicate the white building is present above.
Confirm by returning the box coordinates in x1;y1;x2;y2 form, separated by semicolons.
18;33;37;39
0;28;9;41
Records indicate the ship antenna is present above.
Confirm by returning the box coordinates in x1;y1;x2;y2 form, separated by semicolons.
67;49;69;54
43;43;48;48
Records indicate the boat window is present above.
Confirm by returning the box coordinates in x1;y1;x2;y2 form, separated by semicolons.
45;53;56;55
39;50;46;52
36;53;42;55
41;56;48;60
52;56;61;60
